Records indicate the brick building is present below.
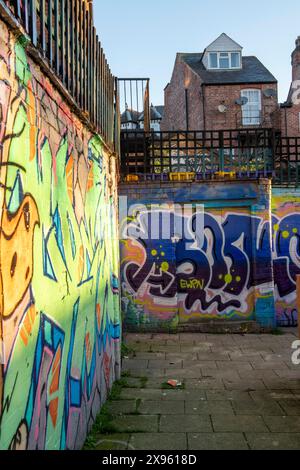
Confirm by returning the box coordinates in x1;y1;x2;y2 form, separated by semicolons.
161;33;278;132
279;37;300;137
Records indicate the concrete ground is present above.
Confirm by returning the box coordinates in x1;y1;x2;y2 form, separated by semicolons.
94;329;300;450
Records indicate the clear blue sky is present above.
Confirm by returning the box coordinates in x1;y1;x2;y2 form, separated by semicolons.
94;0;300;105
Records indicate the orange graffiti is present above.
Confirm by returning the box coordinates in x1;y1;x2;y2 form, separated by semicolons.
87;162;94;191
0;195;40;319
19;304;38;347
96;304;101;330
49;397;59;427
85;333;92;363
27;83;36;161
49;346;61;395
78;245;84;283
66;154;74;205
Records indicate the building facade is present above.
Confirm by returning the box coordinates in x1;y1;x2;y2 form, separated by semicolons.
161;33;278;132
278;37;300;137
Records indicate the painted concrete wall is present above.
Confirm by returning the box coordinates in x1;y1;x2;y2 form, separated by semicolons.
272;188;300;327
0;20;121;449
120;180;300;332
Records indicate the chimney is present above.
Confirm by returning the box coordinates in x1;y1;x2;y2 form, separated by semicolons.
292;36;300;81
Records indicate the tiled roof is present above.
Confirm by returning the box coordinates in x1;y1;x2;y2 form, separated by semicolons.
179;53;277;85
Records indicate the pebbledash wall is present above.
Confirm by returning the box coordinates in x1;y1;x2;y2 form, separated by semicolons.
0;19;121;449
119;180;300;332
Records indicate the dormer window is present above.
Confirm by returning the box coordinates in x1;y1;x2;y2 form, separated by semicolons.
208;52;241;70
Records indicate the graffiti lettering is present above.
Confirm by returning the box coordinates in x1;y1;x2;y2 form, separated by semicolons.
121;207;300;324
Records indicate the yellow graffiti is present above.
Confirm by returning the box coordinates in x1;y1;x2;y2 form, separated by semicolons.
180;279;205;290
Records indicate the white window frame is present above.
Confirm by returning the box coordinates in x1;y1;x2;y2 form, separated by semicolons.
208;52;241;70
241;89;262;126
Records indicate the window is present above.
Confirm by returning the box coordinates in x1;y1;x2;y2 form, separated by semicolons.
209;53;218;68
208;52;241;69
219;53;230;69
231;52;241;68
241;90;262;126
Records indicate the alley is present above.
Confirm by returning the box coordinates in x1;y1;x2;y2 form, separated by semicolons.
91;330;300;451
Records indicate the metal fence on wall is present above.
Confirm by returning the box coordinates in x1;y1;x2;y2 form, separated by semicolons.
121;128;277;180
1;0;118;151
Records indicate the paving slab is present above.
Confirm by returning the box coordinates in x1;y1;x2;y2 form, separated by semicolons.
106;400;137;415
231;399;283;416
160;415;213;433
206;390;253;401
277;399;300;415
119;389;165;400
246;433;300;450
211;414;269;433
129;433;187;450
139;400;185;415
122;360;148;371
185;400;234;415
185;378;225;390
263;415;300;432
216;361;253;371
188;433;248;450
161;390;207;401
148;359;183;369
93;434;130;450
85;329;300;450
111;415;159;433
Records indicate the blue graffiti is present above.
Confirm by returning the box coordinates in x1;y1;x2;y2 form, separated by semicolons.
123;210;300;314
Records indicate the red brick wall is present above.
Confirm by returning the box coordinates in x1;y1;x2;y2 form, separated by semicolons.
280;105;300;137
161;58;278;132
161;57;204;131
203;83;278;130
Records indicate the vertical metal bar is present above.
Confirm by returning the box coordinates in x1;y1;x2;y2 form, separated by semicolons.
65;0;69;89
40;0;46;54
54;0;59;74
87;6;91;116
79;1;83;108
60;0;65;81
30;0;37;45
92;27;96;125
96;38;99;131
70;0;74;96
74;0;79;103
24;0;29;32
16;0;21;18
48;0;53;67
82;2;86;109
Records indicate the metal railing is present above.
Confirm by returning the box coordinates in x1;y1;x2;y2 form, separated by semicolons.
1;0;118;150
118;78;150;132
121;128;276;180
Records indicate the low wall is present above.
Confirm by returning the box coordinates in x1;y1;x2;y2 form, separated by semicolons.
0;19;121;449
119;179;300;332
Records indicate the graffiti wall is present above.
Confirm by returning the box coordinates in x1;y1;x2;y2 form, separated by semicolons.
272;188;300;327
120;182;300;331
120;180;276;331
0;20;121;449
